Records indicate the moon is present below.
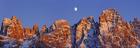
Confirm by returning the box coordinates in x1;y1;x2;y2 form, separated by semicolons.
74;7;78;12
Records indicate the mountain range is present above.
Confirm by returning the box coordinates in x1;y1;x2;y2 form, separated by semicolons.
0;8;140;48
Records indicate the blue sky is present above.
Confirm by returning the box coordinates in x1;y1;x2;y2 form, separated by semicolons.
0;0;139;28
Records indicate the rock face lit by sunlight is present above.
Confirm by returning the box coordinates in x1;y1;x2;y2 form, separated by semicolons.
0;8;140;48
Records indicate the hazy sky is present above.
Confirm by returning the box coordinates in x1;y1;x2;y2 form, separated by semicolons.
0;0;139;28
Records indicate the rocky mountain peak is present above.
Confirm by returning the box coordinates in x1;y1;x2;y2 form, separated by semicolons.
100;8;120;22
0;18;12;35
32;24;39;35
99;8;121;34
11;16;17;22
0;16;25;41
33;24;39;31
77;16;94;31
131;18;140;39
54;19;70;29
49;19;70;32
2;18;12;26
24;27;36;39
40;25;47;33
40;19;72;48
75;16;96;47
132;18;140;25
99;8;139;48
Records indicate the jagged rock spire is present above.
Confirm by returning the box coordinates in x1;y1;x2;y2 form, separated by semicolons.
40;19;72;48
40;25;47;33
24;27;36;39
131;18;140;39
74;16;99;48
11;16;17;23
2;18;12;26
0;16;25;41
33;24;39;32
8;16;24;40
32;24;39;36
0;18;12;35
76;16;92;42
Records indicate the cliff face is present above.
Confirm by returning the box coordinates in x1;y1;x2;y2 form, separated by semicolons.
0;8;140;48
72;16;101;48
1;16;25;40
99;8;138;48
40;19;72;48
131;18;140;41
